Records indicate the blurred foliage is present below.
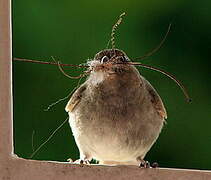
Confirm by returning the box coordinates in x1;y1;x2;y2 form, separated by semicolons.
13;0;211;169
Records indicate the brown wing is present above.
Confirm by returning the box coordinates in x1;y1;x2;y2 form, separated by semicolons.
65;83;87;112
144;79;167;119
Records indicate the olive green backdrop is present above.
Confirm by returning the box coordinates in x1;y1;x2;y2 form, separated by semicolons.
13;0;211;169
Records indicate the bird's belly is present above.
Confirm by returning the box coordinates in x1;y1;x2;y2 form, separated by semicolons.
69;102;163;162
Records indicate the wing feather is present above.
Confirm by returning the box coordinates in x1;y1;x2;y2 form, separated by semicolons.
65;83;87;112
144;79;167;119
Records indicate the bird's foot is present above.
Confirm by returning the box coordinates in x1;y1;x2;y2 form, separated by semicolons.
139;160;151;168
68;159;90;166
139;161;159;168
79;159;90;166
151;162;159;168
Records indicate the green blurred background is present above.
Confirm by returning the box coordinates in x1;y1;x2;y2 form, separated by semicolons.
13;0;211;169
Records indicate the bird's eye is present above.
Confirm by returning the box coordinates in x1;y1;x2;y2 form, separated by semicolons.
118;56;128;62
101;56;109;63
122;56;130;62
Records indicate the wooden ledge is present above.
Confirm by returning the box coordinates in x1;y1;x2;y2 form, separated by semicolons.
1;156;211;180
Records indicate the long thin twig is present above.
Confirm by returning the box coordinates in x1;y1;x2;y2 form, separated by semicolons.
133;23;172;61
14;56;191;102
13;57;89;68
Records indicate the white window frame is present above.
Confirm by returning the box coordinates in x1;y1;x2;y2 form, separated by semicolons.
0;0;210;179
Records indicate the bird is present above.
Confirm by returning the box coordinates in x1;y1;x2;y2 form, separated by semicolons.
65;48;167;166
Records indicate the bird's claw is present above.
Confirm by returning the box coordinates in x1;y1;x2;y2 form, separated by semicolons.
67;159;90;166
139;161;159;168
151;162;159;168
79;159;90;165
139;161;150;168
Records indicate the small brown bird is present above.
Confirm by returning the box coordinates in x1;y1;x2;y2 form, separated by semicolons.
65;13;190;166
65;48;167;166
